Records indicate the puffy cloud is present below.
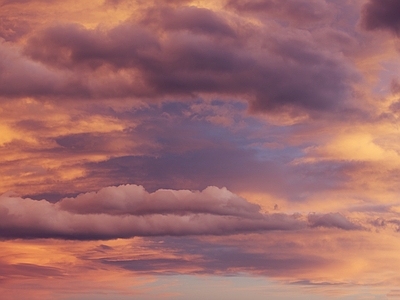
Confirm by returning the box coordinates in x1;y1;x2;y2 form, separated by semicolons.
59;185;262;217
0;185;364;240
0;186;306;240
20;5;357;113
361;0;400;35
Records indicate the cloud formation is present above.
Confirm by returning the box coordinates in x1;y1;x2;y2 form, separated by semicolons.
0;186;304;239
2;0;400;297
17;4;358;113
0;185;364;240
361;0;400;35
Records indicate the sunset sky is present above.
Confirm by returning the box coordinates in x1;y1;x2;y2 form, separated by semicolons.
1;0;400;299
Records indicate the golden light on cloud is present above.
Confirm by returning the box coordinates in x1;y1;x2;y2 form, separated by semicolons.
2;0;400;299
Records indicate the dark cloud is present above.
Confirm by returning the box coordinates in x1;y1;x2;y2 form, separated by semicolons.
308;212;363;230
370;217;386;228
24;23;159;70
367;218;400;232
361;0;400;35
21;7;357;113
0;185;364;240
0;40;88;98
99;237;328;276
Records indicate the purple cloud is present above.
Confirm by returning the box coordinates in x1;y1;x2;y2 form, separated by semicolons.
20;6;357;113
308;212;363;230
226;0;332;25
361;0;400;35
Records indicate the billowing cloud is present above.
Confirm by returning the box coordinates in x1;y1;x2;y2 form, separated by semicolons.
0;186;305;239
3;0;400;298
18;4;358;113
58;185;261;217
0;185;365;240
0;40;87;98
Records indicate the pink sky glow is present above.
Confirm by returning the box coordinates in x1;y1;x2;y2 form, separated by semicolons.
1;0;400;299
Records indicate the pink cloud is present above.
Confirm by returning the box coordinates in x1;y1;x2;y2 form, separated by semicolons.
0;186;305;239
226;0;332;26
59;185;262;217
0;185;363;240
20;5;357;113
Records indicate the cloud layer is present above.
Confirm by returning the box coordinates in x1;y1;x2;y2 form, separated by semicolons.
0;185;364;240
0;3;358;113
2;0;400;298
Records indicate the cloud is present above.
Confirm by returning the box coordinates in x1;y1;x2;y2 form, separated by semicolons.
0;262;63;278
308;212;363;230
0;185;364;240
21;6;357;113
141;6;236;37
0;17;31;41
99;236;328;276
58;185;262;217
226;0;332;25
0;40;86;98
361;0;400;35
0;185;306;240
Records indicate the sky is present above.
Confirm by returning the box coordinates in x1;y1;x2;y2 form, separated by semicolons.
1;0;400;299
